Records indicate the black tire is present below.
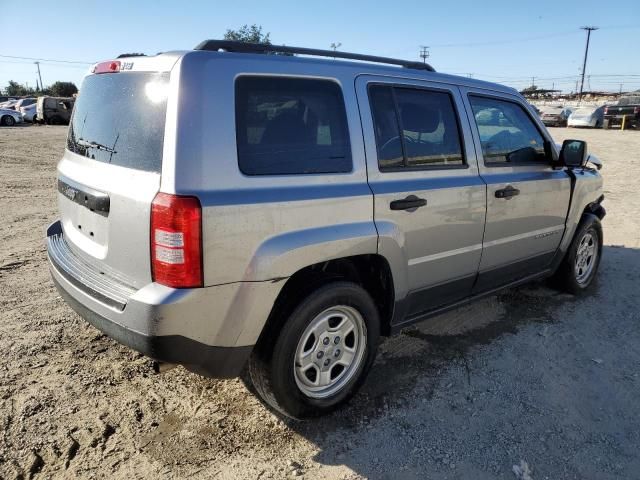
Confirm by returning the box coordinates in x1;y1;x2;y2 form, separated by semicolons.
249;281;380;419
550;215;602;294
47;116;60;125
1;115;16;127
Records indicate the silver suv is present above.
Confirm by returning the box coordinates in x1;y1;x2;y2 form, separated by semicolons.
47;41;605;419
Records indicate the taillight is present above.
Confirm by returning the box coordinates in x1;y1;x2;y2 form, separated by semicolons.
92;60;121;74
604;106;608;115
151;193;203;288
634;107;639;114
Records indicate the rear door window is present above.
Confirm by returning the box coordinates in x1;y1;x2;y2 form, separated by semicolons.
235;76;352;175
66;72;169;173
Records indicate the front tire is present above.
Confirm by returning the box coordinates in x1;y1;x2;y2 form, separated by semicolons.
249;281;380;419
1;115;16;127
551;215;602;294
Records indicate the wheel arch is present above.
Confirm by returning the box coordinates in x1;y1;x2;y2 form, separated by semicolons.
254;254;396;352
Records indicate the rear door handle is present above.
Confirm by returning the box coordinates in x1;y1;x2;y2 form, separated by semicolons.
495;186;520;199
390;195;427;211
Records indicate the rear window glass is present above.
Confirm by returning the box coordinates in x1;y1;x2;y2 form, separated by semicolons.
67;72;169;173
235;76;352;175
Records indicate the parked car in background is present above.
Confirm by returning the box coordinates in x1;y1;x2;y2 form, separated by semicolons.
13;98;36;111
604;95;640;129
540;105;573;127
0;108;23;126
36;96;75;125
20;103;37;122
0;99;18;110
47;41;605;419
0;96;17;104
568;106;605;128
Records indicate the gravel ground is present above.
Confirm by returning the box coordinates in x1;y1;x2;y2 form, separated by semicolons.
0;125;639;479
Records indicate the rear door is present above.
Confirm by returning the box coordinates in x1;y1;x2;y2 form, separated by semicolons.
356;76;486;321
460;89;571;292
58;66;173;288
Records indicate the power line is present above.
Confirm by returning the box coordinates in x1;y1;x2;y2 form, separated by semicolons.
0;59;88;69
0;54;93;65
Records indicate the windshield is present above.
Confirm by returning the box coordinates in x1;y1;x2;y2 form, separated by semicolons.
67;72;169;173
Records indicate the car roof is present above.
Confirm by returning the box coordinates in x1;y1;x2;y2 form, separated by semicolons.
142;49;522;97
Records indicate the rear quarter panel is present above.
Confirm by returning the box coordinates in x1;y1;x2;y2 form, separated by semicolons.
164;52;377;286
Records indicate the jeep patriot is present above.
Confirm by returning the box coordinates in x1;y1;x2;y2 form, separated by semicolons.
47;41;605;418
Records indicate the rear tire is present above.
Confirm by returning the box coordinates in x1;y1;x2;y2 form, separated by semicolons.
550;215;602;294
249;281;380;419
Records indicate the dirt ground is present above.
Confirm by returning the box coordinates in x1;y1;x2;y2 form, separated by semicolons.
1;125;639;480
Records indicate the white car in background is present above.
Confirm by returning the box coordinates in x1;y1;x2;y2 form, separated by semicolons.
568;106;605;128
0;99;18;110
0;108;23;126
20;103;37;122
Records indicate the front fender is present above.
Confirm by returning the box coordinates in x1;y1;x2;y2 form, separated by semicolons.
560;168;604;253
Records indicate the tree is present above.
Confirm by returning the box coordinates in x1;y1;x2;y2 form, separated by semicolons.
224;24;271;44
49;81;78;97
5;80;34;97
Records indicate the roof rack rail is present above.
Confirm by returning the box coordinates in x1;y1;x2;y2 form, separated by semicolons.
194;40;435;72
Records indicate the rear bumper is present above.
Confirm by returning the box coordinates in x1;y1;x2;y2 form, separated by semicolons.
51;272;252;377
46;220;275;378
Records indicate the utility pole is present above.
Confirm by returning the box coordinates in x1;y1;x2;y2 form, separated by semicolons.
34;61;43;92
419;46;430;64
578;26;598;102
330;42;341;59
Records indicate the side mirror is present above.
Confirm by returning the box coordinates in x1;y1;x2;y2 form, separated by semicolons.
559;139;587;168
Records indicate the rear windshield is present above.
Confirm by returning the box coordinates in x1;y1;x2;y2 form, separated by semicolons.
618;96;640;106
67;72;169;173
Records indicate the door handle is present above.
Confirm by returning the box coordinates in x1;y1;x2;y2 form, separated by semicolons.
495;186;520;199
390;195;427;211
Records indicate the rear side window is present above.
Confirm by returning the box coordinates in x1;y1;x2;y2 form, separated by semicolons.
235;76;352;175
67;72;169;173
369;85;465;170
469;95;547;165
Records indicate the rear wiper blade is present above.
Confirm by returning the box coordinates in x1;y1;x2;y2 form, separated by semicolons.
77;137;117;154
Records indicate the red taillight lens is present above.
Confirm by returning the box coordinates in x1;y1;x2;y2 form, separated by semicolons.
93;60;121;74
634;107;639;114
151;193;203;288
604;106;608;115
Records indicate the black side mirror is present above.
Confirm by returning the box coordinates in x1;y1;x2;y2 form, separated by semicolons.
559;139;587;168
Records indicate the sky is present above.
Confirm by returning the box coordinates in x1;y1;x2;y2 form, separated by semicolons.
1;0;639;93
